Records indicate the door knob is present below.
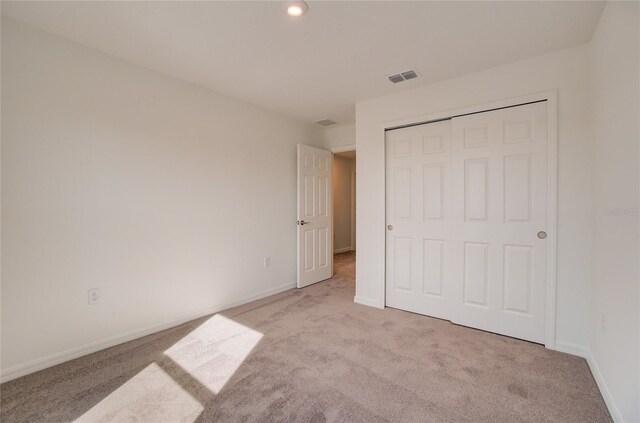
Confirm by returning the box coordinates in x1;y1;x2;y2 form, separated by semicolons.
299;220;310;225
387;225;393;230
537;231;547;239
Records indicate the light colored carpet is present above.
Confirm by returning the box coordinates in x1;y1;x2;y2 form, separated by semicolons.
1;251;610;422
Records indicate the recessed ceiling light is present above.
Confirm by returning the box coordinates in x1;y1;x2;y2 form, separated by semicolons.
287;1;308;17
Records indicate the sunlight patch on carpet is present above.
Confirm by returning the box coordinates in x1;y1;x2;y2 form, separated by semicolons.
164;314;264;394
75;314;263;422
75;362;203;422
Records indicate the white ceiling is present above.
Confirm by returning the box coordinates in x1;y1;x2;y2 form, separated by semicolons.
1;1;605;125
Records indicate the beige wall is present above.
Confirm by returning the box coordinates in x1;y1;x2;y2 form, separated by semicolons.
325;123;355;151
350;158;356;251
589;2;639;421
1;18;323;380
333;156;354;252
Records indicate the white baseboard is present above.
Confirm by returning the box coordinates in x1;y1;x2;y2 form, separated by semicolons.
585;349;623;423
554;340;588;358
353;295;384;309
552;342;621;421
333;247;352;254
0;281;296;383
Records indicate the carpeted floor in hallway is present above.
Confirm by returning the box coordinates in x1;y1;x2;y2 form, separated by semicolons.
0;251;610;422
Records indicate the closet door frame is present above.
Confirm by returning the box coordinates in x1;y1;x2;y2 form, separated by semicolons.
380;91;558;350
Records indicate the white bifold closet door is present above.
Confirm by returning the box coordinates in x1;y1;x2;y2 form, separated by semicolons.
385;102;548;344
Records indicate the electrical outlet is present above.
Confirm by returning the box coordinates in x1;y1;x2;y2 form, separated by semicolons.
88;288;100;305
264;257;271;268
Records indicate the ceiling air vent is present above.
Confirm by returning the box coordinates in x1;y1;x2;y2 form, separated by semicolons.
314;119;336;126
388;74;404;84
388;69;419;84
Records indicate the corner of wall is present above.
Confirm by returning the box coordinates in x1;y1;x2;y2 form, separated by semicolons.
585;348;625;422
586;2;640;421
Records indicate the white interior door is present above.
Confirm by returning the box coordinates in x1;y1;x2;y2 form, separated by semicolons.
385;120;453;320
385;101;549;344
450;102;548;343
297;144;333;288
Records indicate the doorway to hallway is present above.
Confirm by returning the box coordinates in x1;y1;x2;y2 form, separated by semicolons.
333;150;356;274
